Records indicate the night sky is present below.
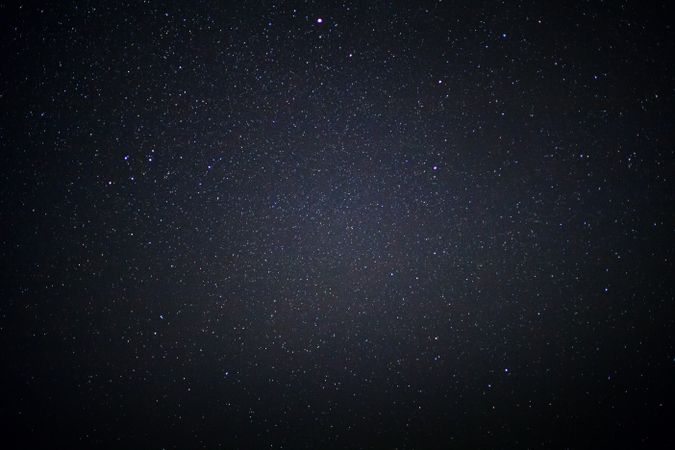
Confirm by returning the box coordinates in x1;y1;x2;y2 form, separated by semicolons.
1;1;674;449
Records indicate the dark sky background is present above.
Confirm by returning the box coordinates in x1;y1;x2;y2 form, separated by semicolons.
1;1;674;449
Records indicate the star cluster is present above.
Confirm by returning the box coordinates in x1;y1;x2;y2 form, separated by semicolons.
1;1;674;448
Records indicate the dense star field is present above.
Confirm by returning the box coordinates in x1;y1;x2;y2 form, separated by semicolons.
1;1;674;448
